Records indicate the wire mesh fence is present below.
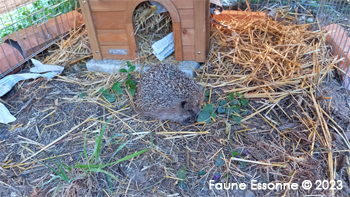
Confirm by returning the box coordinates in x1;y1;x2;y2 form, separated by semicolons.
0;0;80;78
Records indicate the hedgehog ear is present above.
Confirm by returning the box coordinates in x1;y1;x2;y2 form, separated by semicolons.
181;101;187;109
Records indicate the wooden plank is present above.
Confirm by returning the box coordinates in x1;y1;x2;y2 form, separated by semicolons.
182;28;195;46
89;0;127;12
125;0;182;60
97;29;128;46
173;22;183;61
171;0;194;9
125;22;139;60
194;0;207;62
79;0;102;60
0;43;23;77
101;45;132;59
92;11;125;29
125;0;180;23
182;45;195;61
178;9;194;29
205;0;211;54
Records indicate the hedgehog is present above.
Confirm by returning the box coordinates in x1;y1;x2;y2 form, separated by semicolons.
135;64;204;125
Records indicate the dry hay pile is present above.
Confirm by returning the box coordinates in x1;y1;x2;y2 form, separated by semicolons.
205;13;340;99
133;2;175;65
42;27;92;67
197;13;350;196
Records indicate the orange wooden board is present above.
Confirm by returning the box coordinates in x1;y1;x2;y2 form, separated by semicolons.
0;43;24;77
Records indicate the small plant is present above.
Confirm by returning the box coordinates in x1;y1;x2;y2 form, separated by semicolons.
119;61;137;96
197;103;217;124
40;118;153;190
217;92;249;124
198;170;206;176
215;154;225;166
197;92;249;124
177;166;188;190
214;172;220;182
232;149;249;168
204;90;210;101
98;80;124;103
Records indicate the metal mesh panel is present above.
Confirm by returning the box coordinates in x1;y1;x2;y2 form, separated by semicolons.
317;0;350;88
0;0;80;78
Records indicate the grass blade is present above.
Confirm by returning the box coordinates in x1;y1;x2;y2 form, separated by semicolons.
103;148;150;167
92;118;112;164
107;174;114;193
106;141;128;164
87;168;119;182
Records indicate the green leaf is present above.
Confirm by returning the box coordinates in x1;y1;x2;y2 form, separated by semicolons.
217;106;225;114
215;154;225;166
232;105;241;114
130;89;136;96
240;98;249;107
205;91;210;97
228;93;234;101
128;65;136;72
198;170;206;176
78;92;85;98
225;106;236;115
197;111;211;124
104;93;116;103
91;118;111;164
211;112;217;119
202;103;215;114
112;82;123;95
231;150;239;157
102;90;109;97
219;100;227;106
112;82;121;91
242;110;248;116
130;84;137;89
177;166;187;179
239;161;247;168
230;100;240;106
235;92;243;98
232;115;242;124
127;73;131;79
98;88;104;93
102;148;150;167
86;168;119;182
119;68;128;73
127;61;132;68
106;175;113;193
178;181;188;190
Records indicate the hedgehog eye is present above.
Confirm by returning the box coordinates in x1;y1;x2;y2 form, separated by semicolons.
188;110;196;116
181;101;187;109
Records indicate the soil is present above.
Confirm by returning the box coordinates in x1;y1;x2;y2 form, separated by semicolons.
1;61;350;196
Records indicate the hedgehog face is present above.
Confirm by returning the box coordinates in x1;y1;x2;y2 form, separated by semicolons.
180;99;203;121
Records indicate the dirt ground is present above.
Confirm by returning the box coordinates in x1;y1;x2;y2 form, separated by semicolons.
0;60;350;197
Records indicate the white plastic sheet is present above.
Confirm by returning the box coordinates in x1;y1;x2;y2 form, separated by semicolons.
0;102;16;124
152;32;174;61
0;59;63;124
